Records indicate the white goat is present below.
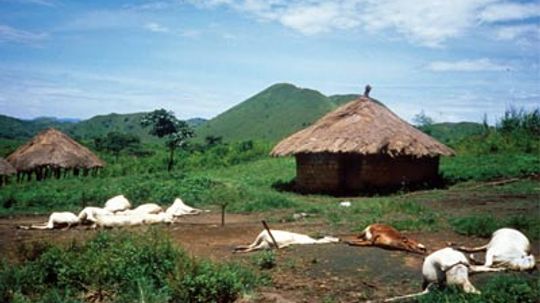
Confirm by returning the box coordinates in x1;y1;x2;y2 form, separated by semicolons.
458;228;536;271
104;195;131;213
18;212;80;230
117;203;163;216
78;207;113;223
234;230;339;253
166;198;208;217
383;247;480;302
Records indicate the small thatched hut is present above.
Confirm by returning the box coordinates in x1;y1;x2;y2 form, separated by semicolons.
271;86;455;194
7;128;105;181
0;157;16;186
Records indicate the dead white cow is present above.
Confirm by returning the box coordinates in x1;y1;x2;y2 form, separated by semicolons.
104;195;131;213
18;212;80;230
458;228;536;271
117;203;163;216
93;213;145;228
93;212;173;228
383;247;481;302
166;198;208;217
234;230;339;253
78;207;113;224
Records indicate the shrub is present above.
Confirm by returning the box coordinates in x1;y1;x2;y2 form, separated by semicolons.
253;251;276;270
0;229;261;303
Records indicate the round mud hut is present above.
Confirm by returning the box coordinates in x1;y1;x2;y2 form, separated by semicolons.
0;157;16;186
271;86;455;194
6;128;105;181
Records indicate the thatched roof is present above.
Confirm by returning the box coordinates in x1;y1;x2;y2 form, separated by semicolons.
271;95;455;157
6;128;105;171
0;157;16;175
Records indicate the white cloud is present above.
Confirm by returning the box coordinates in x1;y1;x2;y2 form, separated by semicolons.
479;2;540;22
279;2;359;35
495;24;540;40
145;22;169;33
187;0;540;47
0;24;47;44
360;0;494;47
426;58;510;72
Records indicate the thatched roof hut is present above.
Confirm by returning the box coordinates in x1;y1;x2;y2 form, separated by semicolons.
271;87;454;194
7;128;105;179
0;157;16;175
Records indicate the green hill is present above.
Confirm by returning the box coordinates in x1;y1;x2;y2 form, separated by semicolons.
421;122;485;145
195;83;359;143
0;115;72;139
66;113;160;143
0;113;207;143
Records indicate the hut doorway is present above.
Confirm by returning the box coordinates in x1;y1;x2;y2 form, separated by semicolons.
339;154;363;193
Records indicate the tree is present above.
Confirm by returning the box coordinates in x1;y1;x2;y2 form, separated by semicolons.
413;110;434;135
413;110;434;127
94;132;141;160
141;109;194;171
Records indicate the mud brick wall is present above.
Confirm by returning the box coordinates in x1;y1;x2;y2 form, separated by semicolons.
295;153;440;193
356;155;440;189
295;153;341;192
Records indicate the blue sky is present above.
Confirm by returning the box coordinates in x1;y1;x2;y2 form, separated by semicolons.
0;0;538;124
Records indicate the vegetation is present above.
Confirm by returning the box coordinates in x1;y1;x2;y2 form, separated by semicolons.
0;229;261;303
141;109;195;171
450;214;540;239
419;274;539;303
93;132;142;159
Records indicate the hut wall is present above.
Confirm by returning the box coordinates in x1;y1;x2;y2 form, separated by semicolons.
295;153;440;193
295;153;341;192
353;155;440;189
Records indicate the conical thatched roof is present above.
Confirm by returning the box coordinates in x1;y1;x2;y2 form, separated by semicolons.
0;157;16;175
271;95;455;157
6;128;105;171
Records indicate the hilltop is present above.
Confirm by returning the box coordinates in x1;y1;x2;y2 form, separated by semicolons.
195;83;360;143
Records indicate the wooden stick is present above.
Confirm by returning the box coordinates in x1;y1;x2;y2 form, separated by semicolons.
261;220;279;250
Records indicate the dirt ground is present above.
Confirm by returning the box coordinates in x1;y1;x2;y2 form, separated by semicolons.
0;186;539;302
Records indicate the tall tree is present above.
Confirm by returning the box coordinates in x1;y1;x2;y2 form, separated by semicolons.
141;109;194;171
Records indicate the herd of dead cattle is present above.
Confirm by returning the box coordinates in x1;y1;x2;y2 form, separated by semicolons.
17;195;536;301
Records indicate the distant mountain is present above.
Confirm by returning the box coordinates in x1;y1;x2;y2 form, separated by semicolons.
0;113;207;143
187;118;207;128
0;115;73;139
0;83;484;146
195;83;360;143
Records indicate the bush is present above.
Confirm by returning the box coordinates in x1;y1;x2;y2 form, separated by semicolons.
253;251;276;270
0;229;261;303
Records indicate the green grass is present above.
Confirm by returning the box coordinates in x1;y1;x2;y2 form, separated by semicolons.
440;153;539;183
0;229;261;303
450;214;540;240
419;274;539;303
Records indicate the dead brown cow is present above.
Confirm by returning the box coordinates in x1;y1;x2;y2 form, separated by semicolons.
346;223;427;254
